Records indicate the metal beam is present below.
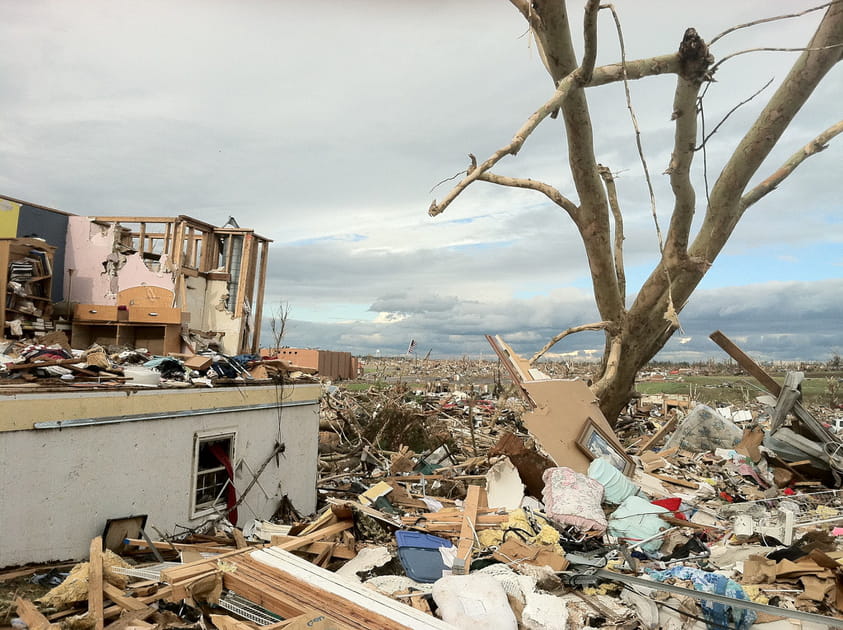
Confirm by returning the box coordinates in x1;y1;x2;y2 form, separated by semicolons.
595;568;843;627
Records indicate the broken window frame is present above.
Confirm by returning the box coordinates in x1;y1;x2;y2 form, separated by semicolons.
190;429;237;519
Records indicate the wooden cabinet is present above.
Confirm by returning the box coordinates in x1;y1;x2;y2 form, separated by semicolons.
1;238;56;339
71;303;182;355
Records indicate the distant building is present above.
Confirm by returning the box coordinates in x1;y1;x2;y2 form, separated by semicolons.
262;347;360;380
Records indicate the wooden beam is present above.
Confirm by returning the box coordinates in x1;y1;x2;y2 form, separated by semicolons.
650;473;699;489
102;584;150;613
89;537;105;630
453;485;486;574
14;597;60;630
636;416;678;454
234;234;254;320
103;608;156;630
6;358;86;371
251;239;270;354
709;330;781;395
270;520;354;552
267;537;355;560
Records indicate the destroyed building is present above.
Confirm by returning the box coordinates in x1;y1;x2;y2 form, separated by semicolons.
0;194;320;567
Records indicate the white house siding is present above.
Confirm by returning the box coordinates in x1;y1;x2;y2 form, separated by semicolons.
0;384;319;567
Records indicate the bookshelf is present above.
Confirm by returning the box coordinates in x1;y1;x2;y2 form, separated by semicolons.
0;237;57;340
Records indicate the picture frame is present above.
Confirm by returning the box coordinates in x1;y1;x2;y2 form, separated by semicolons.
576;417;635;476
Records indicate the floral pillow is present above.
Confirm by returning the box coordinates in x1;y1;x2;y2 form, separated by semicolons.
541;467;607;533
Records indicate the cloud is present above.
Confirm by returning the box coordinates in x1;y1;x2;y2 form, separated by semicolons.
270;278;843;362
1;1;840;365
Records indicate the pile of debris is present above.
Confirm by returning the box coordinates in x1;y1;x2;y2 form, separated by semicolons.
0;333;319;389
7;332;843;629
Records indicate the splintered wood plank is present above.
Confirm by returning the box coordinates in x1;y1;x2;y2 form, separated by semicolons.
102;583;149;612
269;520;353;551
103;608;156;630
89;537;105;630
210;614;256;630
14;597;59;630
232;528;248;549
709;330;781;395
453;485;487;575
636;417;678;454
265;537;355;560
650;473;699;489
241;550;456;629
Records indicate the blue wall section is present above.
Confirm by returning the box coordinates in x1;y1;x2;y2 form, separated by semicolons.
16;205;68;302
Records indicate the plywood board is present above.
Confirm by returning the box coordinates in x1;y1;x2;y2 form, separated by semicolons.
521;379;626;475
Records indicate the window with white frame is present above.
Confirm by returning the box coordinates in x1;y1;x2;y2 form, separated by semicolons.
192;431;236;517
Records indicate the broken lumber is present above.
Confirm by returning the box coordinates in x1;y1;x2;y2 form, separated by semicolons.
228;548;456;630
14;597;60;630
453;485;486;574
89;537;105;630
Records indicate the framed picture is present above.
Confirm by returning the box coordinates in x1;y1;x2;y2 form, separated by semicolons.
576;418;635;476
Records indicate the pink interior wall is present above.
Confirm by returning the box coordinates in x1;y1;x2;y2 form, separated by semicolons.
63;217;175;305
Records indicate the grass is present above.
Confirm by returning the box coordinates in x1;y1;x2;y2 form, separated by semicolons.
635;374;841;407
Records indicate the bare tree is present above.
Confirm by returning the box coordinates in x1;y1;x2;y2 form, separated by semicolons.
428;2;843;423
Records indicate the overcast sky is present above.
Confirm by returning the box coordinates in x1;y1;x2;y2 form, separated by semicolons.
1;1;840;363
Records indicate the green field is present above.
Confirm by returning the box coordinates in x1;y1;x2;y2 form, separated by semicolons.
635;374;841;407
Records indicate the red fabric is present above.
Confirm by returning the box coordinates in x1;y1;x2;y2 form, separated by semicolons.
209;444;238;524
652;498;681;512
651;497;686;520
783;487;796;496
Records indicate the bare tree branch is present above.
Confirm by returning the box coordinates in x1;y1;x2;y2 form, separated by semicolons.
698;2;843;256
710;1;839;46
427;54;680;218
509;0;542;31
664;30;712;266
529;321;613;365
428;74;578;218
694;78;775;151
711;43;843;74
605;6;659;242
578;0;601;84
429;168;468;194
741;119;843;210
597;165;626;304
476;171;580;219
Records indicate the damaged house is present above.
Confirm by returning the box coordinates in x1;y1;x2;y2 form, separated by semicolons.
0;195;319;567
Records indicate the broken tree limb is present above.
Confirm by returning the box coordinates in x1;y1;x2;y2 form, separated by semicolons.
529;321;612;365
741;119;843;210
428;53;681;218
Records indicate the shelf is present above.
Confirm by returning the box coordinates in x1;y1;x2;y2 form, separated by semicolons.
6;308;45;316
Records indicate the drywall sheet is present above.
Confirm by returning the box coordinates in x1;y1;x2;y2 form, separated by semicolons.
522;379;626;475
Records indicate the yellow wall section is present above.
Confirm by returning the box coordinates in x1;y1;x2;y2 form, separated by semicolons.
0;199;21;238
0;383;320;432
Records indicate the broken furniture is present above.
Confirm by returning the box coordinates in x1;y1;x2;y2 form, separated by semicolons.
71;287;184;356
69;214;271;355
1;237;56;338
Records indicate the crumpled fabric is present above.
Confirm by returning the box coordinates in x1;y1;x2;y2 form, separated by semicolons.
645;565;757;630
665;405;742;452
541;467;607;532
